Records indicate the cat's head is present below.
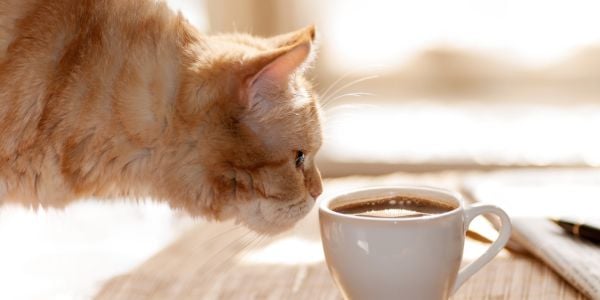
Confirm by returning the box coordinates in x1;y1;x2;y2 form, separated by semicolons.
172;26;322;234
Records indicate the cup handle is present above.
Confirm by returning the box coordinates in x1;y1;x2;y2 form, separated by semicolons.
452;203;512;294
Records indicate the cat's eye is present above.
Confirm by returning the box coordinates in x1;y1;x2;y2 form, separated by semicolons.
295;150;305;168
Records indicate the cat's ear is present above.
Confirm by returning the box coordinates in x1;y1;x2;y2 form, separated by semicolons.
268;25;317;48
240;26;316;107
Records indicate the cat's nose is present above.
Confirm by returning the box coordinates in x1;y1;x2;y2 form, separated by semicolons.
310;188;322;199
307;166;323;199
309;180;323;199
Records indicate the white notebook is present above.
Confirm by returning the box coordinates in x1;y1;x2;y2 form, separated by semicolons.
462;169;600;299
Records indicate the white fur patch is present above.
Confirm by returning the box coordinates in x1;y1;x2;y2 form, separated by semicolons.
290;84;311;109
235;196;315;235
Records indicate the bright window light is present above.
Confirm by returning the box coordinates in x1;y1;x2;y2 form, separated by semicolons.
322;102;600;166
323;0;600;70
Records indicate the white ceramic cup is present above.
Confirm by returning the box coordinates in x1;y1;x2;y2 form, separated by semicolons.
319;186;511;300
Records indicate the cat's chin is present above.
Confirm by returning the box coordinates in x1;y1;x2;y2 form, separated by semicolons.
234;196;315;235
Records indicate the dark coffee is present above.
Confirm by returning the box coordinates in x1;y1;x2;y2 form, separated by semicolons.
332;195;456;218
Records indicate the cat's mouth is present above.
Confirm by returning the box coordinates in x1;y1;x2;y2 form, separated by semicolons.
234;196;315;235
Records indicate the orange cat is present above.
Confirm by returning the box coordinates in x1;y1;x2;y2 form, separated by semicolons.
0;0;323;234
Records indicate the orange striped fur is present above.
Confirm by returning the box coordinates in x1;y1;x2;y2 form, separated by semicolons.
0;0;322;234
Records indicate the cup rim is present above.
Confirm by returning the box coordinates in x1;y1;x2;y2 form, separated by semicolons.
318;185;464;222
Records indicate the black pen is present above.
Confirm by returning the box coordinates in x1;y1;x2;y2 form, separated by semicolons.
551;218;600;244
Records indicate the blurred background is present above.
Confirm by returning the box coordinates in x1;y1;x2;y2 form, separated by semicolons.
179;0;600;177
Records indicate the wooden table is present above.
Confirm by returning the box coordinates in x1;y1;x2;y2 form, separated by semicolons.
94;172;588;299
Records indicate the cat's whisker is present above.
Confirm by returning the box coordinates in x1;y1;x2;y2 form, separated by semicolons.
324;103;379;114
319;70;356;101
322;84;378;111
310;79;321;91
215;234;270;275
324;92;375;107
321;74;380;107
197;224;245;247
186;229;254;275
328;74;379;98
224;233;268;265
322;92;377;110
177;223;244;255
169;225;242;268
194;231;268;285
209;236;255;271
112;225;254;296
171;230;256;292
318;64;383;101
